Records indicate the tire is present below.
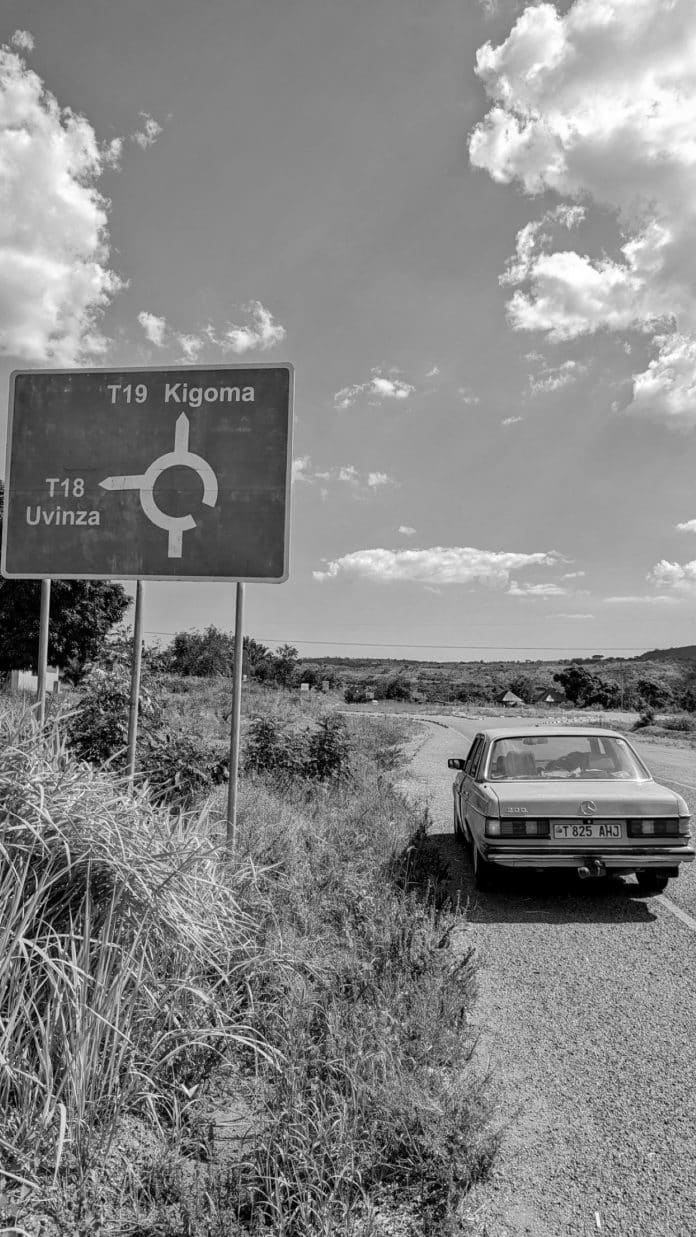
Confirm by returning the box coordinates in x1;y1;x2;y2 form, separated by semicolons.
473;843;494;891
634;870;670;895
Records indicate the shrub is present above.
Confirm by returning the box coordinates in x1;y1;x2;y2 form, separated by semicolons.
244;715;305;777
304;715;351;782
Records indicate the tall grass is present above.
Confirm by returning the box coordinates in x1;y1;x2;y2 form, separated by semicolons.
2;697;494;1235
0;711;272;1225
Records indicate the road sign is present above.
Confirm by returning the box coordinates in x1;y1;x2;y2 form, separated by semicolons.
2;364;293;580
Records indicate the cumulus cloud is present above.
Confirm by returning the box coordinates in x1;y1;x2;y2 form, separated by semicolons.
131;112;163;149
295;461;394;492
529;358;585;394
469;0;696;425
222;301;286;353
677;518;696;533
0;39;123;363
646;559;696;594
137;311;166;347
292;456;312;483
548;612;594;619
134;301;286;359
501;415;523;425
457;386;480;405
398;525;417;536
314;545;560;585
334;369;415;409
10;30;34;52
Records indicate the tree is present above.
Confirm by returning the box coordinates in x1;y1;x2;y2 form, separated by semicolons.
272;644;300;687
0;483;130;678
0;579;130;678
168;625;235;676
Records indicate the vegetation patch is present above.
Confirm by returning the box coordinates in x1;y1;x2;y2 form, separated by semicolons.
2;693;493;1236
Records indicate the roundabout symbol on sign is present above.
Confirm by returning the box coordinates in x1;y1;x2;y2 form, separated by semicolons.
99;413;218;558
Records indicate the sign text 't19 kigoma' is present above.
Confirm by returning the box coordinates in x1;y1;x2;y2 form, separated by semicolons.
1;365;294;581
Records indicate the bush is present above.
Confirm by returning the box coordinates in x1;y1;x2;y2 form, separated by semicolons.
244;715;305;777
304;715;351;782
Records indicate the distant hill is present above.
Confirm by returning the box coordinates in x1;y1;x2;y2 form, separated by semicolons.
636;645;696;662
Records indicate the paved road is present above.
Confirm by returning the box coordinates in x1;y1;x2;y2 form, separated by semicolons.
397;713;696;1237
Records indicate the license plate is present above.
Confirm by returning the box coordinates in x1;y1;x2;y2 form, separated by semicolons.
553;821;623;840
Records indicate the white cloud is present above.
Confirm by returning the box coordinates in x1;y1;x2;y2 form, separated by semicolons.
134;302;286;359
292;455;312;483
548;612;594;619
425;365;440;377
398;525;417;536
222;301;286;353
177;333;204;362
646;559;696;594
297;462;393;491
0;40;124;363
334;368;415;409
501;415;523;425
677;519;696;533
604;592;679;604
529;358;585;394
131;112;163;149
314;545;560;585
469;0;696;425
457;386;480;405
137;311;166;347
10;30;34;52
508;581;568;596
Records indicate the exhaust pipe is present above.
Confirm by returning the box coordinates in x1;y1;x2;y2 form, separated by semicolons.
578;859;606;880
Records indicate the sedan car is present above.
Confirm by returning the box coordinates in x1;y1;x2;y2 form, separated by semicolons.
448;727;694;892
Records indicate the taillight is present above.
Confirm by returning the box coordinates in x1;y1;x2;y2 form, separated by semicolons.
627;818;683;837
495;819;550;838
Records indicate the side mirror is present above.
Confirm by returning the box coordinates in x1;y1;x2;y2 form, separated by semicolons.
448;758;466;770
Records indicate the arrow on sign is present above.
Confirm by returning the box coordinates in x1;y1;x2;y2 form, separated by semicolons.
100;413;219;558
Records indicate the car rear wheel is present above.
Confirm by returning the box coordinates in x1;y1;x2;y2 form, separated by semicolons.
473;843;494;891
634;870;670;895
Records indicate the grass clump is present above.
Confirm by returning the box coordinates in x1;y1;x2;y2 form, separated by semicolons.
231;718;494;1234
3;697;493;1235
0;715;271;1229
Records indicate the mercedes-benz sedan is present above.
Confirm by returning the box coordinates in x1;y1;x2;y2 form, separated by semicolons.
448;727;694;892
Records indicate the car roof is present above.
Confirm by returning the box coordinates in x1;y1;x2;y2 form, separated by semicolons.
476;726;625;740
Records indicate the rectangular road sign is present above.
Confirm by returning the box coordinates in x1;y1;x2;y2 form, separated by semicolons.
2;364;293;581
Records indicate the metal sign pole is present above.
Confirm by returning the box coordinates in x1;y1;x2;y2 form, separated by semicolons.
226;582;245;855
127;580;145;788
36;577;51;727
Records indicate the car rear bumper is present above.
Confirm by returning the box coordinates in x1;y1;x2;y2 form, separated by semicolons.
484;844;696;870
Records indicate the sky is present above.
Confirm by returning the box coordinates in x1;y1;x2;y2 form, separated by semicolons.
2;0;696;661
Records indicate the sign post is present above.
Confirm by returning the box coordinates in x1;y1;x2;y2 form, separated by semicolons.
36;578;51;727
127;581;145;787
3;365;293;811
226;582;245;854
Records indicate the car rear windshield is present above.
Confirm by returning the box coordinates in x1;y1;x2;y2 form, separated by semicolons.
486;735;650;781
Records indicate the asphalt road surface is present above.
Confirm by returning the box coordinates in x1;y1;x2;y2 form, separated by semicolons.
397;713;696;1237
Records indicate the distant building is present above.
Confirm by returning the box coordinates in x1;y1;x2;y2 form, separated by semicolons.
498;689;523;708
533;688;566;706
10;667;60;693
364;687;375;701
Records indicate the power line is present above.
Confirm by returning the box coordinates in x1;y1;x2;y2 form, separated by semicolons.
140;630;656;653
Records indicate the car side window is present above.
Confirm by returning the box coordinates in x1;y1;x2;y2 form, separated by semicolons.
465;736;483;777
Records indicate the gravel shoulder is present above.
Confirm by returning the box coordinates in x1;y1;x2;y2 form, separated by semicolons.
397;716;696;1237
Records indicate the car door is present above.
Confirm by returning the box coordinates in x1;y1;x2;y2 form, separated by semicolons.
458;734;485;835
